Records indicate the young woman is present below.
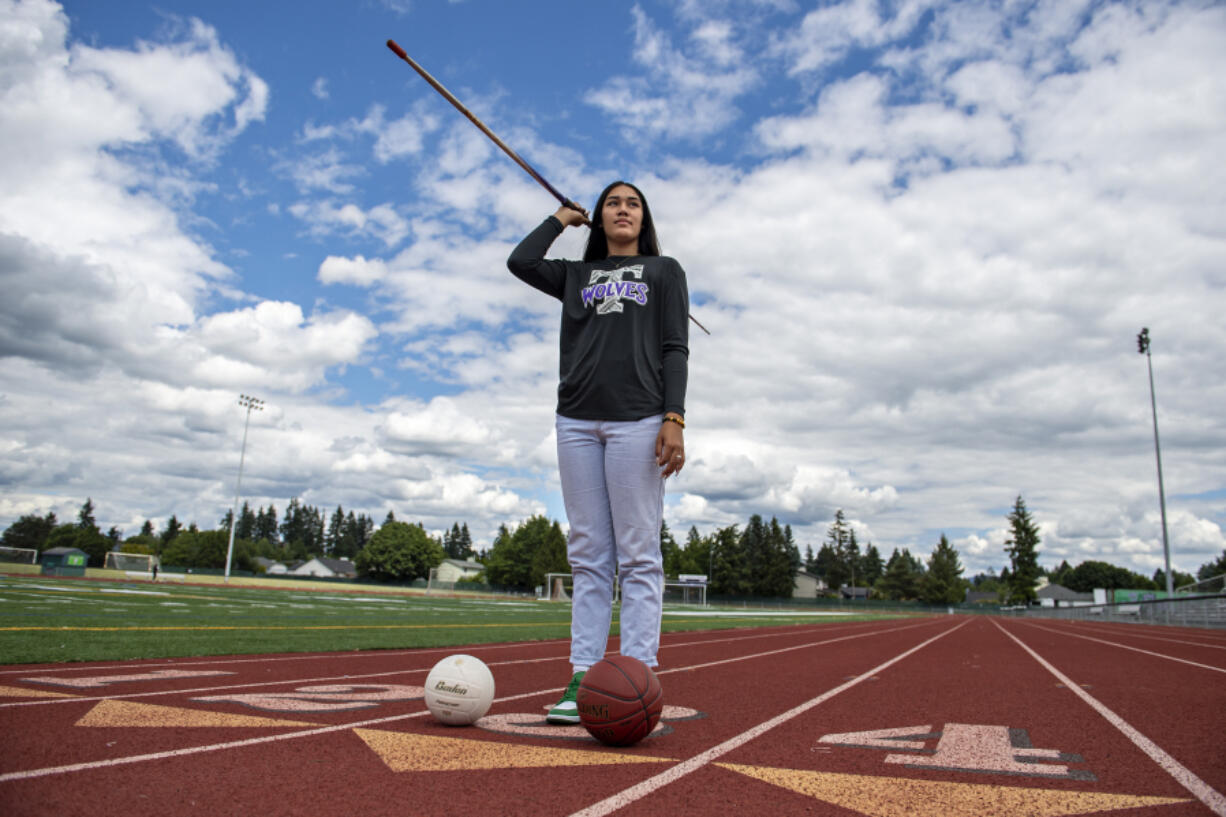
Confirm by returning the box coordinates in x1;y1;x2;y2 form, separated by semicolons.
507;181;689;724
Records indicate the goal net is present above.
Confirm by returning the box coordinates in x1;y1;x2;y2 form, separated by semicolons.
104;552;158;573
663;580;707;607
1176;573;1225;595
0;546;37;565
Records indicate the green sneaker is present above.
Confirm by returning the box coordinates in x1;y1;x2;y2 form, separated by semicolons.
546;671;586;724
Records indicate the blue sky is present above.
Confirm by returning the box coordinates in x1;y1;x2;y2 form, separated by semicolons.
2;0;1224;578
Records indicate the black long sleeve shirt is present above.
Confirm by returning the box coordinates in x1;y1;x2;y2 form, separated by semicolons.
507;216;689;421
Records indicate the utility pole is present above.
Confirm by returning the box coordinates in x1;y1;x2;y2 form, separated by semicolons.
1137;329;1172;596
225;394;264;583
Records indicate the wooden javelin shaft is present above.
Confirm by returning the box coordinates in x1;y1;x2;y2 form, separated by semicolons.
385;39;710;335
386;40;584;215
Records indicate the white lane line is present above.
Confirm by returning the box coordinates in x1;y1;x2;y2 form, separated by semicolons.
0;613;885;678
0;618;909;709
1041;620;1226;651
566;619;968;817
1015;620;1226;673
0;619;944;782
993;619;1226;816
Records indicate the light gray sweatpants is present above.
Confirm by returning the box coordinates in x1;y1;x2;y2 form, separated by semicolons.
555;413;665;671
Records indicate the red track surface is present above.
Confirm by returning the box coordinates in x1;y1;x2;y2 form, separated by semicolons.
1;616;1223;816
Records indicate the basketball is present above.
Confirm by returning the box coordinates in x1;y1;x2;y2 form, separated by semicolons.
577;655;663;746
424;654;495;726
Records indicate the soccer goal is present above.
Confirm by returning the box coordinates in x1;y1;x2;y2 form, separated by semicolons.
543;572;628;602
0;546;37;565
1176;573;1225;595
663;579;707;607
426;567;455;595
104;552;158;574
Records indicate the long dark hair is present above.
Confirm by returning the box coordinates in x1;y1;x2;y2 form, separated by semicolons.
582;180;661;261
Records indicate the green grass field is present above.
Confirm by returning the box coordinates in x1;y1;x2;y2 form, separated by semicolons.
0;574;909;665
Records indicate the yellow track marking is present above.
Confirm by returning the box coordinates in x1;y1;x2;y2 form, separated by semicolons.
0;685;77;698
356;728;674;772
76;699;319;729
717;765;1189;817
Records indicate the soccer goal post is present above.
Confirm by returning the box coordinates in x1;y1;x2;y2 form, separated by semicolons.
104;552;158;573
0;546;37;565
663;580;707;607
541;572;626;603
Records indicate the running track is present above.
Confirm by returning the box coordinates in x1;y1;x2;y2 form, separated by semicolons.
1;615;1223;816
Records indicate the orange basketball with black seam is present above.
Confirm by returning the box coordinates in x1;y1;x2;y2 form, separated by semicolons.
576;655;663;746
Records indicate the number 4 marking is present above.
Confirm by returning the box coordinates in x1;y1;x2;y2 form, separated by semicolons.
820;723;1093;780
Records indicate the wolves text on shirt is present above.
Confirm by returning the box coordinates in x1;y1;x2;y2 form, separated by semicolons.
581;264;648;315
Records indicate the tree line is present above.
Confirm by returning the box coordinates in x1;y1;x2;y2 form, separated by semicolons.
4;495;1223;602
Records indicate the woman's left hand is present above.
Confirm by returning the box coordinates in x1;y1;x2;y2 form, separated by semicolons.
656;417;685;478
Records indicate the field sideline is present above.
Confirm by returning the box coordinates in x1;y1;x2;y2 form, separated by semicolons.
0;573;894;665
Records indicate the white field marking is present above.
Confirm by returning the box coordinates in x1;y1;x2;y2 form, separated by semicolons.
1016;620;1226;673
0;619;944;782
655;618;943;677
1035;619;1226;651
0;617;935;710
0;612;887;679
663;610;854;617
993;619;1226;816
566;620;968;817
98;588;170;596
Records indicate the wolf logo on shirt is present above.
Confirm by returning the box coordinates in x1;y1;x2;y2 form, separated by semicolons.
581;264;648;316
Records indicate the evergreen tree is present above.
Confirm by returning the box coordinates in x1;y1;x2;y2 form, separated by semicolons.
327;506;346;556
709;524;746;595
1049;559;1073;587
679;526;711;579
1004;496;1041;604
814;543;844;592
77;498;98;533
783;522;801;592
920;535;967;604
661;520;682;578
160;515;182;545
1196;550;1226;581
861;543;885;587
876;548;923;600
443;523;461;559
139;519;155;538
752;517;798;597
803;544;815;574
845;529;862;590
237;502;257;543
823;510;855;590
741;514;771;594
255;505;279;545
1152;568;1195;591
458;523;474;559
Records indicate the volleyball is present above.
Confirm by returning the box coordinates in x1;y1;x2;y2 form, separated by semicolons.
424;654;495;725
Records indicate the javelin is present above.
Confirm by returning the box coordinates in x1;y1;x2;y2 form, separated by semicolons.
386;39;710;336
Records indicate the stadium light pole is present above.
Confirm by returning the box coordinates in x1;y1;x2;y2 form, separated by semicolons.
1137;329;1173;596
224;394;264;583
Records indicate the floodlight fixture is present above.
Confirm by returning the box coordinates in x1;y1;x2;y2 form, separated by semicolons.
225;394;264;583
1137;329;1172;596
